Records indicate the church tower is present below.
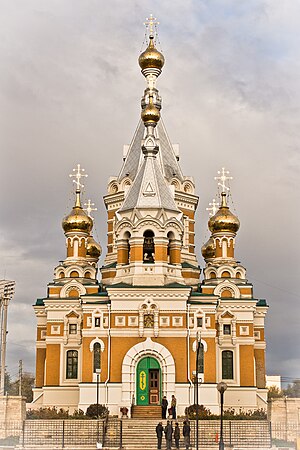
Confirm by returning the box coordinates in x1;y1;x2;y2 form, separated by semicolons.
33;17;268;416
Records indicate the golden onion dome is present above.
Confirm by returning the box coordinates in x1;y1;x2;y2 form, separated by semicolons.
201;237;215;259
62;195;93;234
139;36;165;71
86;236;102;259
141;95;160;125
208;192;240;234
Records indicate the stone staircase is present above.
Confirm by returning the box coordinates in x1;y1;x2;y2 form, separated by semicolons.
122;418;193;450
131;405;161;418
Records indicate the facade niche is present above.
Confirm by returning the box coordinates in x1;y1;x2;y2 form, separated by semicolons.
143;230;155;263
167;231;176;264
124;231;131;264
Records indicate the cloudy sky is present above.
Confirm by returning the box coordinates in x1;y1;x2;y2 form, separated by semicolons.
0;1;299;383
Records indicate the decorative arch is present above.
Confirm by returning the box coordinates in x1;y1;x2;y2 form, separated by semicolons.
214;280;240;299
60;280;86;298
192;338;208;353
121;338;175;405
89;337;105;352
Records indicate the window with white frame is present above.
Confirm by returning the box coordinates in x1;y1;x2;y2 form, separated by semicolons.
87;316;92;327
103;316;108;327
223;324;231;335
205;317;211;327
94;317;101;328
69;323;77;335
189;317;194;327
196;317;203;328
66;350;78;379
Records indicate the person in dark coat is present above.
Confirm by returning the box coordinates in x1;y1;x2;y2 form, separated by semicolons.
183;420;191;450
174;422;180;449
171;395;177;419
161;396;168;419
156;422;164;450
164;420;173;450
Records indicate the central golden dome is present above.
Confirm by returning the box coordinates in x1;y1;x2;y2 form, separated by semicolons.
62;205;93;234
208;193;240;234
139;36;165;71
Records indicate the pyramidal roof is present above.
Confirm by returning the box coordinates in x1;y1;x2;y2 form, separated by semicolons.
119;150;180;212
118;119;183;183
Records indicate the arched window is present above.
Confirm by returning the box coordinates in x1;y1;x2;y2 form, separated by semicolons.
236;272;241;279
167;231;176;264
143;230;155;263
197;343;204;374
222;350;233;379
221;271;231;278
70;271;79;278
66;350;78;379
93;342;101;373
124;231;131;264
210;272;216;279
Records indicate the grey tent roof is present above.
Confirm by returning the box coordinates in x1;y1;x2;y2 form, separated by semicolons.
118;118;183;183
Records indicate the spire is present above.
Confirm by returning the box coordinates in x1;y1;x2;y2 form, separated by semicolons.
119;17;179;215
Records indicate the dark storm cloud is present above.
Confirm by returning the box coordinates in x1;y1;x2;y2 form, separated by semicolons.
0;0;299;380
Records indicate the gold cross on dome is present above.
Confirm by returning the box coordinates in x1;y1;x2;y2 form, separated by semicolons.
214;167;233;193
69;164;88;190
144;14;159;37
206;198;220;216
84;199;97;219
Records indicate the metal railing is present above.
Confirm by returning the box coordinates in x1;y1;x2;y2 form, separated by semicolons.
190;420;271;448
20;419;122;448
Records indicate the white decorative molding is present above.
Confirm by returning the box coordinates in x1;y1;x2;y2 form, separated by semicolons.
89;337;105;352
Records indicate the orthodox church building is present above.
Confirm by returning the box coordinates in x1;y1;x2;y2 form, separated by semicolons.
33;20;268;416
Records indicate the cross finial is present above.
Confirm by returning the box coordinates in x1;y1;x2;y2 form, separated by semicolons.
214;167;233;193
69;164;88;191
144;14;159;38
206;198;220;216
84;199;97;220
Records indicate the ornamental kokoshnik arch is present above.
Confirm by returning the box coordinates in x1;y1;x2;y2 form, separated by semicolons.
136;356;161;405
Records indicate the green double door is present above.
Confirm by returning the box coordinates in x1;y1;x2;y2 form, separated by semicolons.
136;357;161;405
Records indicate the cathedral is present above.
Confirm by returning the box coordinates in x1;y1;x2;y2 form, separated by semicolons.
33;19;268;416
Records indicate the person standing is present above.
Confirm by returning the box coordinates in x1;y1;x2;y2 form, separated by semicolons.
161;395;168;419
174;422;180;449
164;420;173;450
183;420;191;450
156;421;164;450
171;394;177;419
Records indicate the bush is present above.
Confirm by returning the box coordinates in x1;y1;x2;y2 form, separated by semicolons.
186;404;216;420
85;404;109;419
26;407;88;420
185;405;267;421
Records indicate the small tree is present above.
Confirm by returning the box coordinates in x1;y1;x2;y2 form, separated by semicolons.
85;404;109;419
268;386;284;400
283;380;300;398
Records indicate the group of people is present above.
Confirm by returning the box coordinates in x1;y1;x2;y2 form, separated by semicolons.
156;420;191;450
161;395;177;419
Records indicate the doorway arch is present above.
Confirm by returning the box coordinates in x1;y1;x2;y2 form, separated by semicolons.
136;356;161;405
121;338;175;405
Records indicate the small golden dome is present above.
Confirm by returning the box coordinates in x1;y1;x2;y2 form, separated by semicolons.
201;237;215;259
62;205;93;234
141;95;160;125
139;36;165;71
208;192;240;234
86;236;102;259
